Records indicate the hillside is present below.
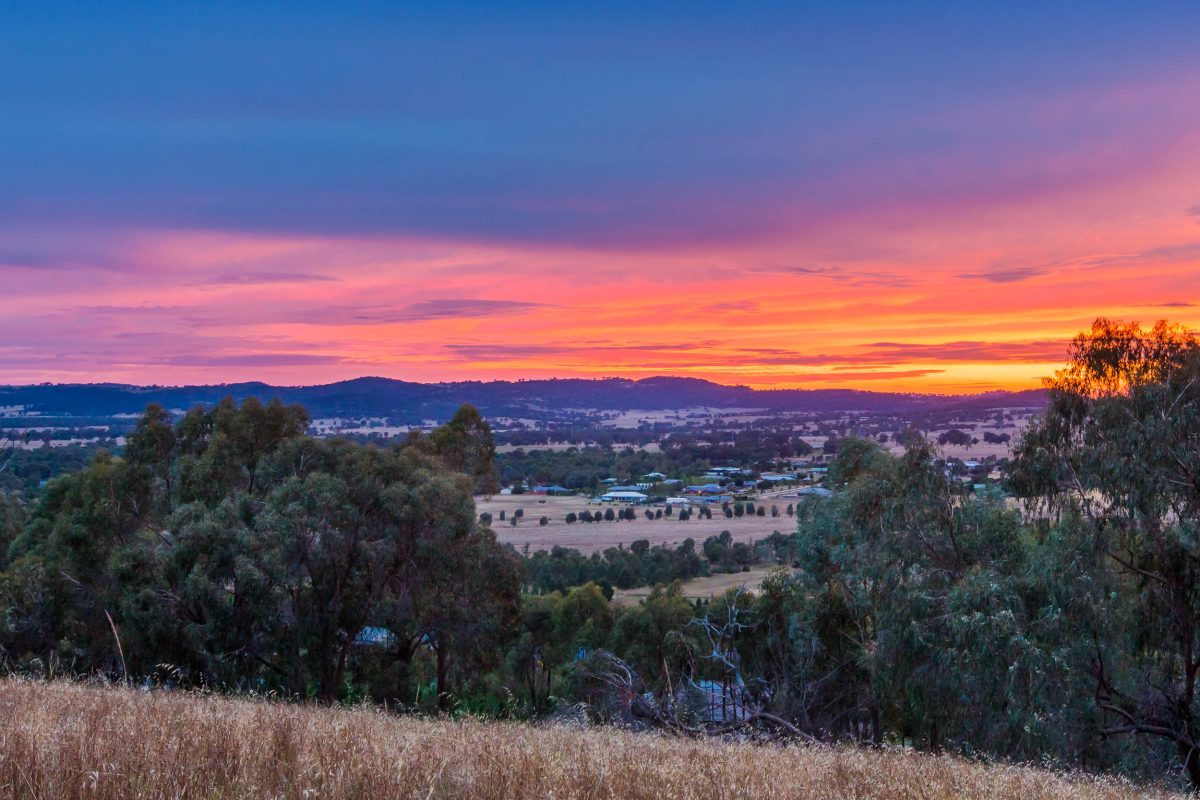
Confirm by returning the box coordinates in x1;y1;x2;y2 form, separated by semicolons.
0;376;1048;421
0;679;1176;800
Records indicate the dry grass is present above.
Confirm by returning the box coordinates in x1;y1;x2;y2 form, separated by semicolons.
481;494;792;554
0;678;1179;799
612;565;780;606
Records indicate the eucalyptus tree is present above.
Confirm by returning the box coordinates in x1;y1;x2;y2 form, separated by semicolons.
0;398;520;706
1010;318;1200;787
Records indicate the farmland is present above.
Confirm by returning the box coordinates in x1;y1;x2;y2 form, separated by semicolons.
611;565;781;606
479;494;797;554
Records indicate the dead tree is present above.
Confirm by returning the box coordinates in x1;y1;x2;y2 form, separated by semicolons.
580;649;813;742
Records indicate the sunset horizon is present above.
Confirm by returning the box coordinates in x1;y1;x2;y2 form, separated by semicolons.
3;2;1199;391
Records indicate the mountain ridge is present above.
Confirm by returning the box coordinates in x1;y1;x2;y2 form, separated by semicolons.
0;376;1049;421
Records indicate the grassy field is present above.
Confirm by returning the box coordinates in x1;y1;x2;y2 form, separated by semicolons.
0;678;1177;800
612;565;781;606
479;494;795;553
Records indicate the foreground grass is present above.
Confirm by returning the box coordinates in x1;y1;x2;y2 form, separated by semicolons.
0;678;1180;799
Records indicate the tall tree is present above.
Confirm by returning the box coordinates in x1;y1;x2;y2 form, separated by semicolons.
1010;318;1200;787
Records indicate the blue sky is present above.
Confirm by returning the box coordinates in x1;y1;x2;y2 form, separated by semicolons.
2;1;1200;388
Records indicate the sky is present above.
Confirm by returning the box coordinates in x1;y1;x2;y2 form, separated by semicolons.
2;1;1200;392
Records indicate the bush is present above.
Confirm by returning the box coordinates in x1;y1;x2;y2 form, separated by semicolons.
539;516;549;526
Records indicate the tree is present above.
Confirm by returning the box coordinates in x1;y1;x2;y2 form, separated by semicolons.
428;404;501;495
936;428;973;449
1010;318;1200;787
1;399;520;706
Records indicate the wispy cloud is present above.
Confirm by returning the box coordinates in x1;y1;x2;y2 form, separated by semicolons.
156;353;347;367
753;264;914;289
863;340;1067;362
703;301;758;313
198;271;338;286
962;266;1048;284
354;299;547;323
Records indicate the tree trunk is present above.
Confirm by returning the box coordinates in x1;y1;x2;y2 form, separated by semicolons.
1180;739;1200;791
436;640;449;711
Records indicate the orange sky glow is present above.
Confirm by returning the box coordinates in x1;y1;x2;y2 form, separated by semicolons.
3;6;1200;393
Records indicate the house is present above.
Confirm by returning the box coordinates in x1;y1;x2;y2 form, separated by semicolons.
608;484;642;493
642;471;668;480
530;484;570;495
692;494;734;504
684;483;726;495
674;679;747;724
601;477;620;484
353;626;396;649
665;497;692;508
759;472;797;482
787;486;833;498
599;490;649;503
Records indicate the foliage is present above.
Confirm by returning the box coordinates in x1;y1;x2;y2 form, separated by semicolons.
0;398;520;706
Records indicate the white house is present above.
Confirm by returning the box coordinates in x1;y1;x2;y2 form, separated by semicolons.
599;490;649;503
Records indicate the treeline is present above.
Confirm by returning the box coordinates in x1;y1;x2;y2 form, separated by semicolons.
0;443;109;494
494;430;812;491
0;400;514;705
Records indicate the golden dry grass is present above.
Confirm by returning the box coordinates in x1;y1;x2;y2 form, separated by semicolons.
611;566;779;606
0;678;1180;799
480;494;792;554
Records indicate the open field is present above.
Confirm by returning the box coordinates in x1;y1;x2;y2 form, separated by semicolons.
0;678;1177;800
612;565;782;606
479;494;795;553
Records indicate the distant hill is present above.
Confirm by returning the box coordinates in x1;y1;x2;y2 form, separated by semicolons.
0;377;1048;422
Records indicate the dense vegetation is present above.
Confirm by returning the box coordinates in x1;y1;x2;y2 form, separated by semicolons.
1;318;1199;789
